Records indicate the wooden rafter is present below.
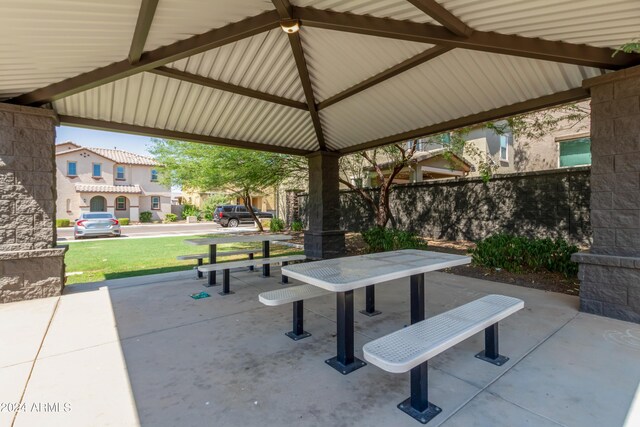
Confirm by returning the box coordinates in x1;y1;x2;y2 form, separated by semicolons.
59;115;312;156
294;7;639;70
9;10;280;106
128;0;159;64
150;67;308;110
340;87;590;154
405;0;472;36
318;46;452;110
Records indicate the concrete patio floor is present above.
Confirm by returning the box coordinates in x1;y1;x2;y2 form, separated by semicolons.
2;267;639;427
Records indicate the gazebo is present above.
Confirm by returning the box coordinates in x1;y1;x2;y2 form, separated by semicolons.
0;0;639;322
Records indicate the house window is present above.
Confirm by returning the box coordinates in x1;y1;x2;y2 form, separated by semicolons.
67;161;77;176
116;166;125;180
499;135;509;162
116;196;126;210
151;169;158;182
66;199;71;212
559;137;591;167
92;163;101;178
151;196;160;210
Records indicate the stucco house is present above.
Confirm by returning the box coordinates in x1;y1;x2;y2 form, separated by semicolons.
55;142;171;222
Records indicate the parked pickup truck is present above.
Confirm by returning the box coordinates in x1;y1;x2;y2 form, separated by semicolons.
213;205;273;227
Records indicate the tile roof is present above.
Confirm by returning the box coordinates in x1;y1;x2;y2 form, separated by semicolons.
55;143;159;166
75;184;142;194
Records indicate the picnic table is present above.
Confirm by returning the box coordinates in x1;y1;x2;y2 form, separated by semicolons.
282;249;471;374
185;234;293;286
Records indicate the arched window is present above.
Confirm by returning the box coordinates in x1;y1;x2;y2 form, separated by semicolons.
116;196;127;210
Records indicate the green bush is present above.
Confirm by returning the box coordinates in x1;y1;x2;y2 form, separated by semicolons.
56;219;71;227
119;218;130;226
139;211;153;223
290;220;303;232
269;217;285;232
470;233;579;277
164;213;177;223
182;203;200;219
361;227;427;253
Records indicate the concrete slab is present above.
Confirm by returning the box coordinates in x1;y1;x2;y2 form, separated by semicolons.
15;342;139;427
488;312;640;427
0;362;32;427
0;297;57;367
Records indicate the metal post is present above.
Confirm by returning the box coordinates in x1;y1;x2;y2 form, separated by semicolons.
325;290;366;374
398;361;441;424
218;269;234;296
410;273;425;324
281;260;289;284
475;323;509;366
205;244;217;287
262;240;270;277
359;285;381;316
197;258;203;279
248;252;254;271
285;300;311;341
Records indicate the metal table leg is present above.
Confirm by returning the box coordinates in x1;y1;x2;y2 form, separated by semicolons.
325;290;366;375
204;244;217;287
410;273;425;324
262;240;270;277
359;285;381;316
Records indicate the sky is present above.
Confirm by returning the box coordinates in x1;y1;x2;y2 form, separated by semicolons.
55;126;156;157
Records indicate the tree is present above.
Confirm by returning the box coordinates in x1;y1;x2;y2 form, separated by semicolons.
150;139;306;231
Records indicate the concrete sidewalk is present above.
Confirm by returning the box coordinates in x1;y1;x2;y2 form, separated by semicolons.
2;270;639;426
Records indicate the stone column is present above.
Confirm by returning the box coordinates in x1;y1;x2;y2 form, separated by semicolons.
304;151;345;259
573;65;640;323
0;104;67;304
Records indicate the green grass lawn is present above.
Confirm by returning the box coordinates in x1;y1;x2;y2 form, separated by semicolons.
63;235;302;285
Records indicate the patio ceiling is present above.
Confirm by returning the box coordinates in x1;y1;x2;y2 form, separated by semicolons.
1;0;639;155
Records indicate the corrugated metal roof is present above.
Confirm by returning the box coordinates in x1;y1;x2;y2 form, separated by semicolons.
438;0;640;49
319;49;601;150
300;27;431;102
75;184;142;194
166;29;305;102
291;0;437;24
0;0;137;101
53;72;319;151
145;0;274;52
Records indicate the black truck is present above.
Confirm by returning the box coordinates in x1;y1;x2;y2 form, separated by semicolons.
213;205;273;227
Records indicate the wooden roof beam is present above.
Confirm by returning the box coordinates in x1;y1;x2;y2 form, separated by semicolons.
406;0;473;37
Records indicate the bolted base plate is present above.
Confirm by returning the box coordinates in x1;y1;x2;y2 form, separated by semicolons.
218;290;235;296
398;398;442;424
475;351;509;366
325;356;366;375
285;331;311;341
359;309;382;317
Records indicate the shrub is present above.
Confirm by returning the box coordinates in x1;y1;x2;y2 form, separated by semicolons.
261;219;271;229
119;218;130;226
269;217;285;232
182;203;200;219
470;233;579;277
291;220;303;232
56;219;71;227
139;211;152;223
164;213;177;223
203;211;213;221
361;227;427;253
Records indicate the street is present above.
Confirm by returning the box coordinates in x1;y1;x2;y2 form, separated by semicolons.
56;222;257;242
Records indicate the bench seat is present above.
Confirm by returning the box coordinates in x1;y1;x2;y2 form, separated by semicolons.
363;294;523;424
259;284;331;340
177;249;262;278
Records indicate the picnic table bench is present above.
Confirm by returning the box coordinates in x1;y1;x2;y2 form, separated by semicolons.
198;254;306;295
185;234;292;286
177;249;261;278
363;294;524;424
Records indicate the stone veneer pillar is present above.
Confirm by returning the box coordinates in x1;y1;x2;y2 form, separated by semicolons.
0;103;67;304
304;151;345;259
572;65;640;323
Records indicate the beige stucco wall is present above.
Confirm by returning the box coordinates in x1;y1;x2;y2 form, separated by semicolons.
55;148;170;221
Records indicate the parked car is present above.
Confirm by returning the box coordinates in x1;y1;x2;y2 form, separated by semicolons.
213;205;273;227
74;212;121;239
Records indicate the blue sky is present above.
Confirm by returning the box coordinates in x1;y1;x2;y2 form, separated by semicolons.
55;126;156;157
